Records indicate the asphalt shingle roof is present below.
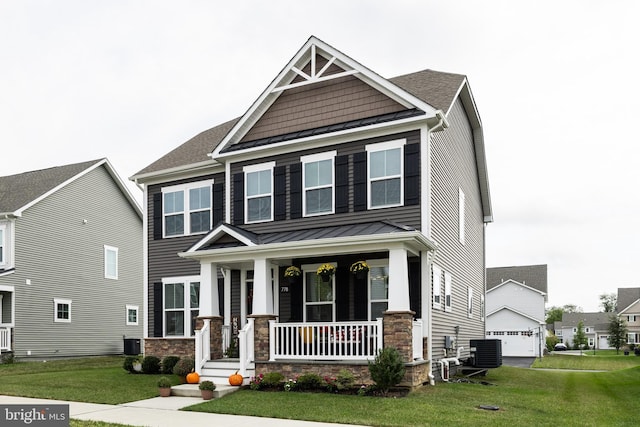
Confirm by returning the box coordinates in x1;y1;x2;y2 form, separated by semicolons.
560;312;613;329
617;287;640;312
486;264;548;293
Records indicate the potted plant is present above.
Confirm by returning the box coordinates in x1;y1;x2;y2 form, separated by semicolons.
316;263;336;282
199;380;216;400
157;376;172;397
350;261;369;279
284;266;302;284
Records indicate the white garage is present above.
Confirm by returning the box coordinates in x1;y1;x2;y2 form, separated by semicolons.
485;306;544;357
486;330;538;357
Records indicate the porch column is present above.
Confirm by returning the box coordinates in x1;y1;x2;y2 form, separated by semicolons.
199;262;220;316
387;247;410;311
252;257;274;315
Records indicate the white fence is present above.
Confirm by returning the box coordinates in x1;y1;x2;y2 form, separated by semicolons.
269;319;383;361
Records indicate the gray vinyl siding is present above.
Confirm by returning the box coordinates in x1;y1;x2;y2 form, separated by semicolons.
8;165;143;359
231;130;422;233
429;98;486;366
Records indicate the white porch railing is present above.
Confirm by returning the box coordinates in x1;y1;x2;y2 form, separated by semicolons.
1;327;11;352
269;319;383;361
195;319;210;375
238;318;254;377
412;319;423;360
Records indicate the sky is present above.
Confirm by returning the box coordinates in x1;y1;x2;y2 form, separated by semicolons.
2;1;638;312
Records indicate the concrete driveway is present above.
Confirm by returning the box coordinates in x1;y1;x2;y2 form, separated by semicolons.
501;357;536;368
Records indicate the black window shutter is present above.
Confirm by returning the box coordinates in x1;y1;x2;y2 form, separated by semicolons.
353;271;368;320
233;172;244;225
290;163;302;219
274;165;286;221
353;152;367;212
404;143;420;206
213;182;224;227
335;155;349;213
409;259;421;318
153;282;163;337
336;266;350;321
153;193;163;240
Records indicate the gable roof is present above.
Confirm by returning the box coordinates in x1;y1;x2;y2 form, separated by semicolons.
559;312;613;329
487;305;546;324
486;278;546;297
617;287;640;313
0;159;141;218
487;265;548;294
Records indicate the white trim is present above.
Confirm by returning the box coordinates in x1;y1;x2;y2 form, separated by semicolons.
366;139;406;209
367;259;389;321
486;279;547;297
126;305;139;326
0;221;14;270
302;263;336;322
301;151;336;217
432;264;442;309
161;179;214;238
444;272;452;313
244;162;275;224
467;287;473;318
162;276;201;337
54;298;72;323
104;245;118;280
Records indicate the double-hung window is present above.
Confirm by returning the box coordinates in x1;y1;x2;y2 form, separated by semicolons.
104;245;118;279
366;139;405;208
467;287;473;318
163;277;200;337
244;162;274;223
368;261;389;321
444;272;452;313
459;188;466;245
126;305;139;325
302;151;335;216
162;180;213;237
0;224;4;265
303;263;335;322
54;298;72;323
432;264;442;309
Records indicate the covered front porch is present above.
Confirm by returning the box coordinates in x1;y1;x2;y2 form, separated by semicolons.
0;286;14;355
183;222;436;387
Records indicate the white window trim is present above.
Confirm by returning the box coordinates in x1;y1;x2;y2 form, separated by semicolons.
480;294;485;321
458;188;465;245
367;259;389;321
104;245;118;280
432;264;442;309
301;263;336;322
0;221;14;269
126;304;139;326
467;287;473;318
301;151;336;217
366;139;405;209
54;298;72;323
161;180;214;238
0;222;5;266
244;162;275;224
162;276;200;337
444;272;452;313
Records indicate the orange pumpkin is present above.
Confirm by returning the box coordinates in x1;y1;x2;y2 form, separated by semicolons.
186;371;200;384
228;371;243;386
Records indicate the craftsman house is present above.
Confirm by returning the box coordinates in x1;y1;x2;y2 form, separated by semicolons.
131;36;492;386
0;159;143;360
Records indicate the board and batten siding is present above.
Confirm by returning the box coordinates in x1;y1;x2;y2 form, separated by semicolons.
10;165;142;359
429;98;486;368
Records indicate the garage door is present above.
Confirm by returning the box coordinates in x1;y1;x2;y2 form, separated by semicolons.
599;336;610;349
487;331;537;357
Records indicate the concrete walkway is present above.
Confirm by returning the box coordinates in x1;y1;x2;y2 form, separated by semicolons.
0;395;367;427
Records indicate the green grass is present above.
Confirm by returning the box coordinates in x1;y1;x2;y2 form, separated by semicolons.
533;351;640;370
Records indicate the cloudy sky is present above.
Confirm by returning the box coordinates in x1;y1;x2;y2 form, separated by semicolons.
2;1;638;312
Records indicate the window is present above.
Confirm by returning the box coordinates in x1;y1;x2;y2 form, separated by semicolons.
104;245;118;279
163;277;200;337
480;294;485;321
588;338;594;347
627;333;639;344
126;305;139;326
585;327;591;333
303;263;335;322
467;287;473;318
54;298;72;323
162;180;213;237
573;327;577;333
366;139;405;208
302;151;335;216
244;162;274;223
0;224;4;265
0;221;11;268
432;264;442;309
628;315;637;323
368;262;389;320
458;188;465;244
444;272;452;312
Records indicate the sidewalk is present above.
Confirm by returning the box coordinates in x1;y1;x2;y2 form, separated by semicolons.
0;395;367;427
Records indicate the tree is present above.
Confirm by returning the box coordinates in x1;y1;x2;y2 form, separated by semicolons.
599;293;617;313
545;304;583;324
608;315;628;354
574;321;588;353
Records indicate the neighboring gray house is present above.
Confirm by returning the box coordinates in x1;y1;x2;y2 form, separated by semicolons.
557;312;612;349
131;36;492;386
0;159;143;359
486;265;547;357
617;287;640;345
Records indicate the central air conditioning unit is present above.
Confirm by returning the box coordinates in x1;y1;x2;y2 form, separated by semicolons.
469;339;502;368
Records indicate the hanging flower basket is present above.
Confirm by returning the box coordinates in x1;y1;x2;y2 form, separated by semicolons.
350;261;369;279
316;264;336;282
284;266;301;283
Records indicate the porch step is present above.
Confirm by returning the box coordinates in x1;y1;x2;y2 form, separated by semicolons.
170;383;239;399
201;358;255;386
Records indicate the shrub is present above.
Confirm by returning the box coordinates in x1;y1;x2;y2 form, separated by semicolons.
296;373;324;391
157;376;172;388
261;372;285;387
172;357;194;378
335;369;355;390
123;356;141;374
249;374;264;390
161;356;180;374
368;346;405;395
141;356;161;374
199;380;216;391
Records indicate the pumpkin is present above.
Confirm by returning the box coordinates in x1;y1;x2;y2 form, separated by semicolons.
228;371;243;386
186;371;200;384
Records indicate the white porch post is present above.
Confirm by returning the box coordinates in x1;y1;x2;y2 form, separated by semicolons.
252;257;274;315
199;262;219;316
387;246;410;311
223;268;231;326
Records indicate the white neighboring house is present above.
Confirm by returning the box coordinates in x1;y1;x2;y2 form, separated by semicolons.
556;312;611;350
486;265;547;357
